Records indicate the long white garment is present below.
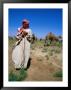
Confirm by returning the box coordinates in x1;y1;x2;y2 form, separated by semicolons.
12;29;32;69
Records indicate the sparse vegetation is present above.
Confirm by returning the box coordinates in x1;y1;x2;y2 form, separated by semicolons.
9;69;27;81
42;48;48;52
45;55;49;60
37;58;43;61
53;70;62;77
56;42;62;47
31;46;35;50
9;36;17;47
9;71;18;81
49;51;53;56
54;48;61;53
9;32;62;81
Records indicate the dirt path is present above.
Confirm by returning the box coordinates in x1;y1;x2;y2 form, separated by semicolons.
25;47;62;81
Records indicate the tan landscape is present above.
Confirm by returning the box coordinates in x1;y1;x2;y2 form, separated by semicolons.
9;33;62;81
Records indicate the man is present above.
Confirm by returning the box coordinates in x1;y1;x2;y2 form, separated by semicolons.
12;19;32;70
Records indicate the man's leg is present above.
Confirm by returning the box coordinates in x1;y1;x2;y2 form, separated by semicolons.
24;41;30;69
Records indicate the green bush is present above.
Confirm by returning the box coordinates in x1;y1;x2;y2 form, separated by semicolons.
9;69;27;81
47;40;51;46
54;70;62;77
9;72;18;81
56;42;62;47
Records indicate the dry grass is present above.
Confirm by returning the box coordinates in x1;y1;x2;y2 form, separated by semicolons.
9;38;62;81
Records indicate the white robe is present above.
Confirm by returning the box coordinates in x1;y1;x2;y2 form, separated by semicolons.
12;29;32;69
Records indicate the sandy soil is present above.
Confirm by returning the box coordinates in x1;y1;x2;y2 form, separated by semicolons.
9;42;62;81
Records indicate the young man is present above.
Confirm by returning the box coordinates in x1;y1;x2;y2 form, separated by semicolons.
12;19;32;69
14;19;31;47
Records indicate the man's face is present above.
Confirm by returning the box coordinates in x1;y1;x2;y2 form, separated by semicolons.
23;22;29;29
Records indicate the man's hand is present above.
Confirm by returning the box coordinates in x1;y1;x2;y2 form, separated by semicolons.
22;31;28;37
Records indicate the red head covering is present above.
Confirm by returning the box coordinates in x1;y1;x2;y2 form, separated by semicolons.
22;19;29;24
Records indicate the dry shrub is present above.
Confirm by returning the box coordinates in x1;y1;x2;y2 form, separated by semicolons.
45;55;49;60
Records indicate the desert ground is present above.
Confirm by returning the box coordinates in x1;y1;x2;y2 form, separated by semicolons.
9;38;62;81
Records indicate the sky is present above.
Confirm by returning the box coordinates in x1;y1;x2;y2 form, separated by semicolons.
9;9;62;39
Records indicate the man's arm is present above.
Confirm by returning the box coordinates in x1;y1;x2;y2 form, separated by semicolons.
21;30;28;37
